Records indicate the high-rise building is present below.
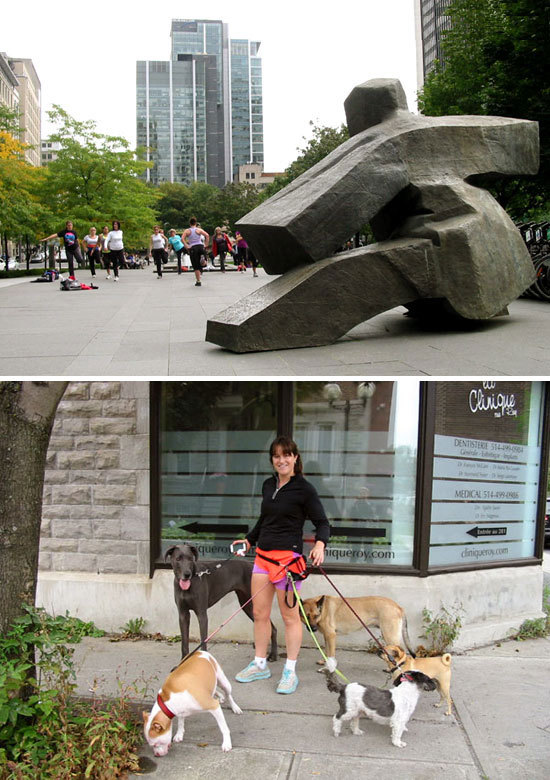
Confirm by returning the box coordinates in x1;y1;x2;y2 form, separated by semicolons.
230;40;264;175
414;0;452;88
136;19;263;187
8;57;41;166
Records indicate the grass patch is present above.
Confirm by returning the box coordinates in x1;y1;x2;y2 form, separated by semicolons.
512;586;550;641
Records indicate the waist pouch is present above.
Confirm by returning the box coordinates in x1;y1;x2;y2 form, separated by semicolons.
255;549;308;583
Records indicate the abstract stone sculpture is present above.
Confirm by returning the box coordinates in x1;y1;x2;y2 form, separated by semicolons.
206;78;539;352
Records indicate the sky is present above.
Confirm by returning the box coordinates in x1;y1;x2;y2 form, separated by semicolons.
3;0;419;172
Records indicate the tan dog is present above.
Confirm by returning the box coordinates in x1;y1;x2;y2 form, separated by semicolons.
381;644;453;715
301;595;415;669
142;651;242;756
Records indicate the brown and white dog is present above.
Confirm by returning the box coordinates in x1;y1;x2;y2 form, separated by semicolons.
142;651;242;756
381;644;453;715
301;595;416;670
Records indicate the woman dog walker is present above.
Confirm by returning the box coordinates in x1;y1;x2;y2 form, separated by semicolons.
232;436;330;694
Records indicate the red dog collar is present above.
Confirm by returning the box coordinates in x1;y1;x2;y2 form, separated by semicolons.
157;693;176;720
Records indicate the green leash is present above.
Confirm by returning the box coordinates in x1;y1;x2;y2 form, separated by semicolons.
287;572;350;684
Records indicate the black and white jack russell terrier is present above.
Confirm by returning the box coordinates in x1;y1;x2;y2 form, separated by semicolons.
324;669;436;748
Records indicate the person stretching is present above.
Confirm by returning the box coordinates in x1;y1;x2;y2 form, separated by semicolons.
183;217;209;287
39;220;83;279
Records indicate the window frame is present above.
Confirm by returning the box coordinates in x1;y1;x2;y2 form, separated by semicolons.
149;381;548;577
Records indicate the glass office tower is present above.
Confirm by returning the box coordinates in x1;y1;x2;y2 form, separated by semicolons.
415;0;452;86
136;19;263;186
231;40;264;175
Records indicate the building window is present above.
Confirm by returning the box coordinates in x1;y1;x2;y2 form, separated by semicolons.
154;381;420;571
153;381;547;574
157;382;278;560
428;381;544;568
293;381;420;568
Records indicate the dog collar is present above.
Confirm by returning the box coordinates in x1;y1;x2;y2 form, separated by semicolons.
156;693;176;720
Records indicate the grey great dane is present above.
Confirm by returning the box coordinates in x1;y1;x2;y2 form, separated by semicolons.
165;544;278;661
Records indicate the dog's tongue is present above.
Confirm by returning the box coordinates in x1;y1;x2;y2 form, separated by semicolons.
179;579;191;591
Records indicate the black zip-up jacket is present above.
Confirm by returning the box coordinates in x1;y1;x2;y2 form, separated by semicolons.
246;474;330;553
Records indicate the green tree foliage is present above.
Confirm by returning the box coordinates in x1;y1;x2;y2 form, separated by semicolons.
261;122;349;199
37;107;159;248
155;180;261;234
418;0;550;218
0;104;21;136
0;105;46;259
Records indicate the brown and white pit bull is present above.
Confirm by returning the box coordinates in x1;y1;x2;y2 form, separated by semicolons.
142;651;242;756
301;594;416;670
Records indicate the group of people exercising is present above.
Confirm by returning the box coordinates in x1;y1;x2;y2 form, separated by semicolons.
40;218;258;285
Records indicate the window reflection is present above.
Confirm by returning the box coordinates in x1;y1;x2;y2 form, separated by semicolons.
294;381;420;566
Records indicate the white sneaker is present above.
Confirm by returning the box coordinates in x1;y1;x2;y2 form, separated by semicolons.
113;277;119;282
105;275;111;280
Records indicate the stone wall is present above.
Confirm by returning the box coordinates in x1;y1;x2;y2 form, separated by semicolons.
40;381;150;575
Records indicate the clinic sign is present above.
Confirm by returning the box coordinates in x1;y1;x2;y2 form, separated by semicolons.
429;382;542;567
468;382;517;417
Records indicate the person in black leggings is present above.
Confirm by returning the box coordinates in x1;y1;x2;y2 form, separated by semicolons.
82;227;101;277
39;220;84;279
149;225;169;278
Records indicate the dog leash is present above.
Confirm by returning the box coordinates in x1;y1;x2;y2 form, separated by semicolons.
286;572;350;684
316;564;400;673
174;557;301;669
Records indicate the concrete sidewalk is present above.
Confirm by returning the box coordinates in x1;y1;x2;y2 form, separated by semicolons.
71;634;550;779
1;267;550;376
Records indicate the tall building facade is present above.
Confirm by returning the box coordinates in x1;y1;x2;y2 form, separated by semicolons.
414;0;452;88
8;57;41;166
136;19;263;187
230;40;263;174
0;52;19;114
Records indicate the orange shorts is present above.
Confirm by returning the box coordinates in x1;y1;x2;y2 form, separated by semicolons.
253;548;305;589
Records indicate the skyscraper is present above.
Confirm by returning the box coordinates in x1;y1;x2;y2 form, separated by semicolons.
136;19;264;187
414;0;452;88
230;40;264;175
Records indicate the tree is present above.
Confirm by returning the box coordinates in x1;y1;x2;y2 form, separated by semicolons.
155;180;261;234
261;122;349;199
215;182;261;230
418;0;550;218
0;382;67;635
0;121;47;266
37;107;159;248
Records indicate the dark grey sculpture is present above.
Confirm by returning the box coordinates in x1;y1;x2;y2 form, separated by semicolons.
206;78;539;352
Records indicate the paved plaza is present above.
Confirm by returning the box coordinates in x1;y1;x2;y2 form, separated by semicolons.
1;266;549;376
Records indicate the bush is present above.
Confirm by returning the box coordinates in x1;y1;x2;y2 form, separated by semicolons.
421;603;464;655
0;605;142;779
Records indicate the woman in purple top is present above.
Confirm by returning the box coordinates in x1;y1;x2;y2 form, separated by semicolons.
235;231;258;276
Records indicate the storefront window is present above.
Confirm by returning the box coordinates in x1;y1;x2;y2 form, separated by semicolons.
160;382;277;559
294;380;420;567
429;381;543;567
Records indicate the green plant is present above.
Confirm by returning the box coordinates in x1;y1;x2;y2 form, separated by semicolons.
119;617;147;638
0;605;141;779
513;586;550;641
421;603;464;655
